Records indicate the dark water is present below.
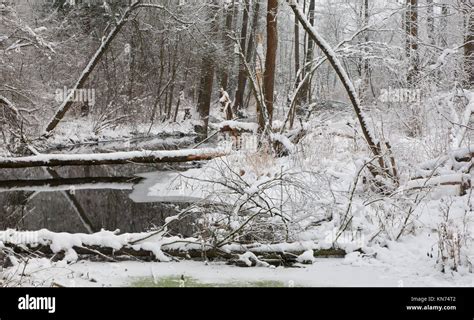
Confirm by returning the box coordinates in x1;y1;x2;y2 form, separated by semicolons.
0;161;200;237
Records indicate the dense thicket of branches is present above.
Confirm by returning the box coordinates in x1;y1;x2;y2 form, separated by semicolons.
0;0;472;147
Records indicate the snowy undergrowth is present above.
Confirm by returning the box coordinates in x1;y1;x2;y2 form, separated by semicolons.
1;92;473;286
144;93;473;276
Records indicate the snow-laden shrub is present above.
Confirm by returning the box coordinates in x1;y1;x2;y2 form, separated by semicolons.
436;194;473;273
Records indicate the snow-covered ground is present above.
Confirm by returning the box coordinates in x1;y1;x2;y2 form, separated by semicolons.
3;241;474;288
1;92;472;288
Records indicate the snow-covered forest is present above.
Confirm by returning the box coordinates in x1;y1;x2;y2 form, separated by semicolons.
0;0;473;287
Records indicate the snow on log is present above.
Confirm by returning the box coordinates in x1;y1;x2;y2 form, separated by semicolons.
406;173;471;190
0;148;228;169
0;176;142;193
213;120;259;133
0;229;346;265
406;146;473;196
416;145;473;177
271;133;296;156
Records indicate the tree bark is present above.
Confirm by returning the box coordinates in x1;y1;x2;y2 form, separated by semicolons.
427;0;435;46
242;0;262;110
361;0;370;104
0;148;228;169
463;0;474;88
406;0;419;86
196;58;215;138
234;0;251;111
306;0;316;65
220;0;235;91
196;0;219;138
440;4;449;47
261;0;278;130
298;0;316;103
294;0;301;85
289;0;301;129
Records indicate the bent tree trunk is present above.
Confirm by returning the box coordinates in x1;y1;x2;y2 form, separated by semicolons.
0;148;227;169
287;0;380;159
43;1;169;135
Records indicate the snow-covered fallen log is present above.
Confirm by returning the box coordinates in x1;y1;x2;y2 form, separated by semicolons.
212;120;259;134
0;176;142;193
0;148;228;169
405;173;471;196
415;146;473;178
0;229;346;267
403;146;473;196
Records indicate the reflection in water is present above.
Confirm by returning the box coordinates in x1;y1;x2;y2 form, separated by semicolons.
0;164;198;237
0;176;142;192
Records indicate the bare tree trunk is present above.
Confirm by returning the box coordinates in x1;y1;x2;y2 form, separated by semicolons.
242;0;262;110
173;58;191;122
440;4;449;48
165;41;179;120
289;0;301;129
196;0;219;138
294;0;301;85
234;0;251;111
463;0;474;88
406;0;419;86
306;0;316;66
196;57;215;137
220;0;235;91
361;0;370;105
427;0;435;46
298;0;316;102
261;0;278;130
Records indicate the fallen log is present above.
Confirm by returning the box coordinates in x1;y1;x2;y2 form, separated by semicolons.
213;120;259;134
0;148;227;169
4;243;346;267
405;173;472;196
0;230;346;267
0;176;143;193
